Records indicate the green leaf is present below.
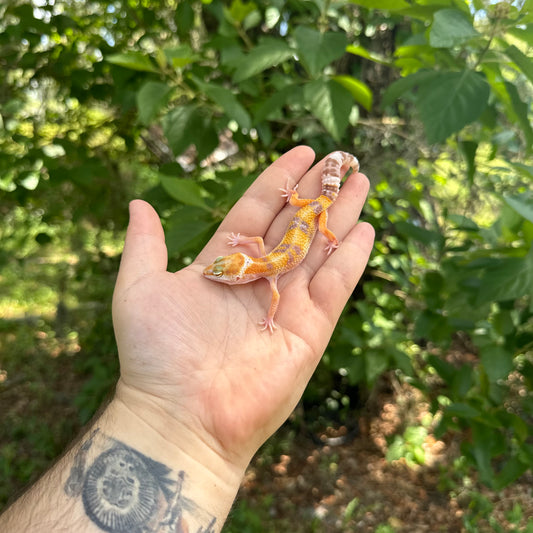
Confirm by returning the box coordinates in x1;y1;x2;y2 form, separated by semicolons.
193;79;251;130
381;70;439;107
365;349;390;383
445;402;480;418
415;311;453;344
163;45;197;68
175;2;194;38
416;70;490;143
136;81;173;124
187;112;219;161
162;106;196;156
397;5;447;21
452;365;474;398
106;52;158;73
506;26;533;47
348;0;410;9
332;75;372;111
159;175;210;210
162;106;218;159
166;208;215;254
506;45;533;85
458;140;477;185
224;0;257;24
429;9;478;48
233;40;293;83
303;79;352;141
480;345;514;383
447;213;480;231
293;27;347;77
396;220;444;246
476;246;533;306
471;423;495;486
504;81;533;151
253;85;300;122
346;44;391;65
509;162;533;180
505;193;533;223
494;456;529;490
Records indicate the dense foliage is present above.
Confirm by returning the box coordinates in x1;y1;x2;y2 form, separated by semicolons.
1;0;532;521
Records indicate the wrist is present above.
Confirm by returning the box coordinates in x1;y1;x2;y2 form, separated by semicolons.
99;391;245;526
0;388;244;533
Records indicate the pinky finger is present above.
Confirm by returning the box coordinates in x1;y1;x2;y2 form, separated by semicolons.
308;222;375;326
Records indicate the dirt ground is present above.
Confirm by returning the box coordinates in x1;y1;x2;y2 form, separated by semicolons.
234;386;533;532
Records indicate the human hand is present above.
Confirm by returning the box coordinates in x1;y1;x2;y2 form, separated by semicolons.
111;146;374;475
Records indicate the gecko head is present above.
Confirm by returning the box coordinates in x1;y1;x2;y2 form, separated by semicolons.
203;253;250;284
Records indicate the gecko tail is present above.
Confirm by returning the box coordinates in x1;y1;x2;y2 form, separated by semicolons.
321;151;360;201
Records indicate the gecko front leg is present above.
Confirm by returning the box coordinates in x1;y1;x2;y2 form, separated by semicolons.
228;232;267;256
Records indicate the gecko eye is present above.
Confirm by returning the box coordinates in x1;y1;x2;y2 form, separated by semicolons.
213;265;224;277
215;256;223;262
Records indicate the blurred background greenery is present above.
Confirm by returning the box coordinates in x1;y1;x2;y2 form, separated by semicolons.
1;0;532;530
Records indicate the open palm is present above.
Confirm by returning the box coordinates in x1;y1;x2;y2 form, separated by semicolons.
111;146;374;467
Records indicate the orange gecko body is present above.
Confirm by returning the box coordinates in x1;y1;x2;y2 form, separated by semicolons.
203;151;359;333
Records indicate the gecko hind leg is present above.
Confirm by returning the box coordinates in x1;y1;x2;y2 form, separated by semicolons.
279;181;315;208
259;277;280;334
317;210;339;255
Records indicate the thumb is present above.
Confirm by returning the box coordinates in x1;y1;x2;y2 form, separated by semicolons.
116;199;168;289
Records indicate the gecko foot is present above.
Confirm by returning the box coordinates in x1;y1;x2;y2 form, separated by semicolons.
228;232;242;247
279;181;298;203
259;316;277;334
324;240;339;256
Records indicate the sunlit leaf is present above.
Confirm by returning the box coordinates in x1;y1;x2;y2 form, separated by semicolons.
506;45;533;85
506;25;533;46
346;44;391;65
224;0;257;24
332;75;372;111
106;52;158;73
163;45;197;68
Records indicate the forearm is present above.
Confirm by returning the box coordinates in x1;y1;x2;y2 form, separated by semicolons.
0;398;243;533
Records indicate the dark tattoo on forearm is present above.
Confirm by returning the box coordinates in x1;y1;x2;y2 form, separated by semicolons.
64;429;216;533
